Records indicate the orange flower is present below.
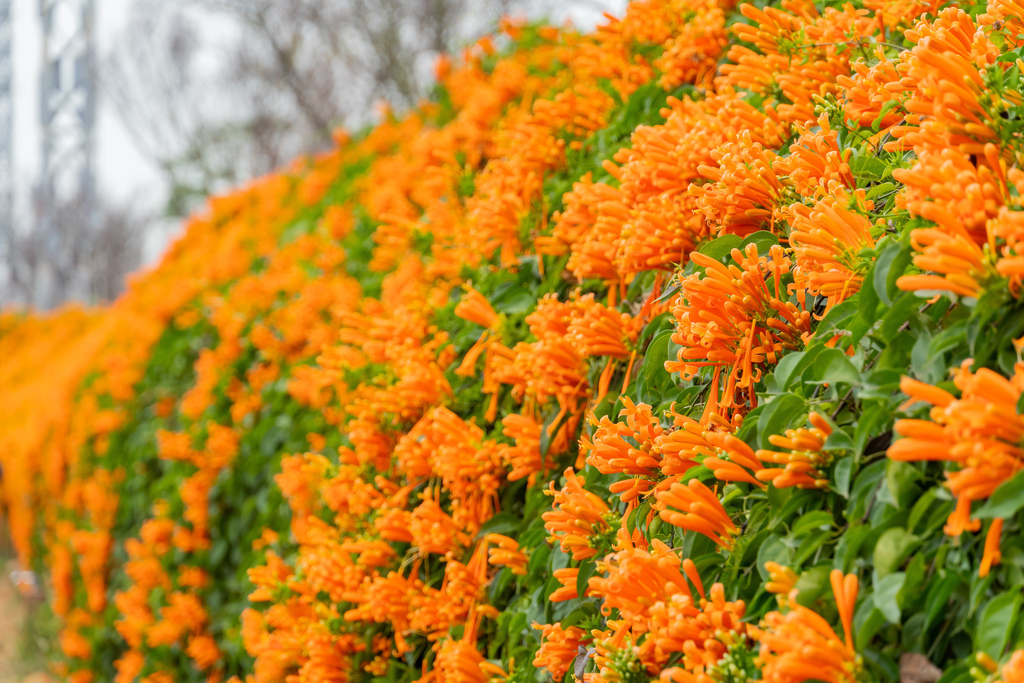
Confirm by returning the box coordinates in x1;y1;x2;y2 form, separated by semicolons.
653;0;728;89
889;362;1024;574
996;649;1024;683
655;479;738;549
498;413;545;484
895;227;993;299
649;582;747;680
434;612;508;683
693;133;788;238
114;651;146;683
543;468;615;561
667;244;811;416
486;534;529;575
410;494;472;556
589;540;703;622
700;431;765;488
550;567;586;602
187;634;222;671
756;412;835;489
720;4;875;126
534;622;588;682
775;115;859;202
567;295;637;360
763;562;798;595
582;398;668;502
753;570;859;683
789;196;877;313
981;518;1004;578
891;11;1008;155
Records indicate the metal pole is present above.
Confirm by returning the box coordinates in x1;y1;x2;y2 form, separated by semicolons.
37;0;96;308
0;0;13;265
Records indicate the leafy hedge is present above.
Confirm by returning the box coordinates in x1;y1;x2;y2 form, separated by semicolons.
4;2;1024;683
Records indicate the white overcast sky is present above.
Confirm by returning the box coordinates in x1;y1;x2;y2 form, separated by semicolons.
9;0;626;262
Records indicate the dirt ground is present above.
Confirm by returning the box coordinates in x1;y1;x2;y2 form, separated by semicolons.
0;560;50;683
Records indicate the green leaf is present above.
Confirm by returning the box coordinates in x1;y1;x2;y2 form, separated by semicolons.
873;572;905;624
739;230;780;256
923;574;962;633
791;510;834;536
855;606;888;651
866;181;896;200
697;234;742;262
833;456;855;498
644;331;673;384
870;100;900;133
873;527;919;577
772;351;807;391
576;559;599;599
756;535;792;580
823;428;854;452
803;348;861;386
851;153;888;179
885;460;922;510
977;592;1021;658
793;565;831;607
854;402;891;455
907;488;940;533
872;239;902;308
818;299;860;342
477;512;520;538
934;664;975;683
757;393;807;450
975;469;1024;519
877;291;918;344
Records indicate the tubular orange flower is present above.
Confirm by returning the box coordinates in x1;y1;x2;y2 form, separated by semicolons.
410;495;472;556
997;650;1024;683
567;295;638;360
655;404;721;476
455;285;502;379
648;582;747;679
789;196;877;313
892;146;1009;249
753;570;859;683
533;622;588;682
589;539;702;621
187;634;222;671
497;412;545;484
395;408;505;532
701;431;765;488
891;11;1008;155
720;3;875;126
775;115;859;202
888;362;1024;574
693;133;789;237
895;227;993;299
763;562;798;595
756;412;835;489
667;244;811;416
486;534;529;575
550;567;587;602
836;53;906;143
653;0;728;89
980;518;1004;578
655;478;738;549
434;611;508;683
582;397;667;502
543;467;615;561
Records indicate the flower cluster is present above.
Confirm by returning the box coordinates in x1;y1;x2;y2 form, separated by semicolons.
5;3;1024;683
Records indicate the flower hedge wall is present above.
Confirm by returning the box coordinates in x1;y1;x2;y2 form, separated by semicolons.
4;2;1024;683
